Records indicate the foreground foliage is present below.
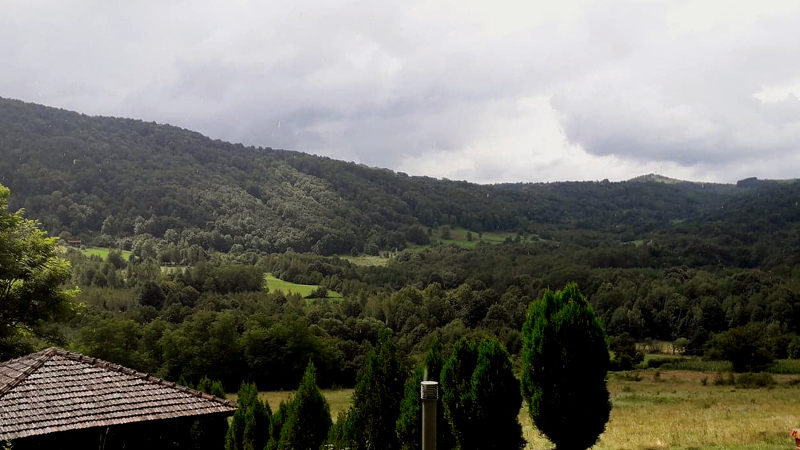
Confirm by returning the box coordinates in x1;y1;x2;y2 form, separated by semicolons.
0;183;76;359
441;337;525;450
278;362;332;450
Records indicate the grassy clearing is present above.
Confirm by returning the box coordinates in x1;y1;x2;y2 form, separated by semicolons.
525;370;800;450
645;356;800;375
407;227;539;251
264;274;342;299
82;247;132;260
227;389;354;419
340;255;390;267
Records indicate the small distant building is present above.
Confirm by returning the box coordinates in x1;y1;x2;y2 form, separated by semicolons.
0;348;236;449
66;239;82;247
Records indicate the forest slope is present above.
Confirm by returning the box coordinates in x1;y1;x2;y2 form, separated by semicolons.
0;96;784;258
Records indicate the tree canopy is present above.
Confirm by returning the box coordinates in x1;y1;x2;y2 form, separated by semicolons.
0;183;76;358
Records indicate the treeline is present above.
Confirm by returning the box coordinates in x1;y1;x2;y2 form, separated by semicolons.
64;235;800;393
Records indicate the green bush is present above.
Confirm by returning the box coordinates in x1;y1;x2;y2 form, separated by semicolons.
735;372;776;389
708;325;774;373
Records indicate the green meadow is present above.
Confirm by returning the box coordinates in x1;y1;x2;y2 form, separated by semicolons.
82;247;132;261
264;273;342;299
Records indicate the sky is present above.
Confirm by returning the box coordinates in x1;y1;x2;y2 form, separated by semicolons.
2;0;800;184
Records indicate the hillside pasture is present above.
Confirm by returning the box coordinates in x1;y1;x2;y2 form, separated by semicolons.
264;273;342;299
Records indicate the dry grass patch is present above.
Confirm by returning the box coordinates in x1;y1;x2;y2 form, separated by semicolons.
228;389;354;419
524;370;800;450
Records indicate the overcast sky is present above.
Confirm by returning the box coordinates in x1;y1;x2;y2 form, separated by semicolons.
3;0;800;184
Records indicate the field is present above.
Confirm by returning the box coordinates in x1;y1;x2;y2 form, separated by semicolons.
407;227;540;251
264;273;342;299
242;370;800;450
228;389;354;420
340;254;390;267
81;247;132;260
534;369;800;450
344;228;552;262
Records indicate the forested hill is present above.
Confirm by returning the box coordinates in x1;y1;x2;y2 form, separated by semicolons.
0;96;790;257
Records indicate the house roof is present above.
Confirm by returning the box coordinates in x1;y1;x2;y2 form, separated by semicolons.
0;348;236;441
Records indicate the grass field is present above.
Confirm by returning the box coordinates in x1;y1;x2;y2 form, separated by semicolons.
82;247;132;260
340;255;391;267
264;274;342;299
405;227;539;251
548;370;800;450
228;389;354;420
242;370;800;450
645;356;800;375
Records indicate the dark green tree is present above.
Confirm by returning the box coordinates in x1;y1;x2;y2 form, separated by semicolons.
188;377;230;450
327;409;357;450
278;361;332;450
397;338;454;450
709;325;774;372
348;331;407;450
521;283;611;450
0;183;77;359
266;400;289;450
225;382;271;450
441;337;524;450
396;366;424;450
608;332;644;371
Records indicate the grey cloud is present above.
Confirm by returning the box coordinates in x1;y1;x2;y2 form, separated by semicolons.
550;6;800;169
3;0;800;182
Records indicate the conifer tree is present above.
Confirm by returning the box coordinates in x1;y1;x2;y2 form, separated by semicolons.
278;362;332;450
348;331;407;450
396;366;424;450
396;338;454;450
521;283;611;450
225;382;271;450
191;377;230;450
266;400;289;450
326;409;356;450
441;338;524;450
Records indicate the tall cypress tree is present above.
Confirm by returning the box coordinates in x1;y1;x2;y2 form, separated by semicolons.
278;362;332;450
225;382;271;450
348;331;407;450
396;366;424;450
266;400;289;450
441;338;524;450
521;283;611;450
396;338;454;450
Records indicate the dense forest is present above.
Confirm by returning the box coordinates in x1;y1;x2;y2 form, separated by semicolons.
0;96;760;256
2;96;800;393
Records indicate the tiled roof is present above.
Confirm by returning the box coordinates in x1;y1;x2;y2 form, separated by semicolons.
0;348;236;441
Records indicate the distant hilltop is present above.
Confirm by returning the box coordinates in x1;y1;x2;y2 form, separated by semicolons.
626;173;731;188
628;173;800;189
627;173;691;184
736;177;800;188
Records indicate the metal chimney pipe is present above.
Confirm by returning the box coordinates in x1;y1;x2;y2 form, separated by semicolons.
421;381;438;450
